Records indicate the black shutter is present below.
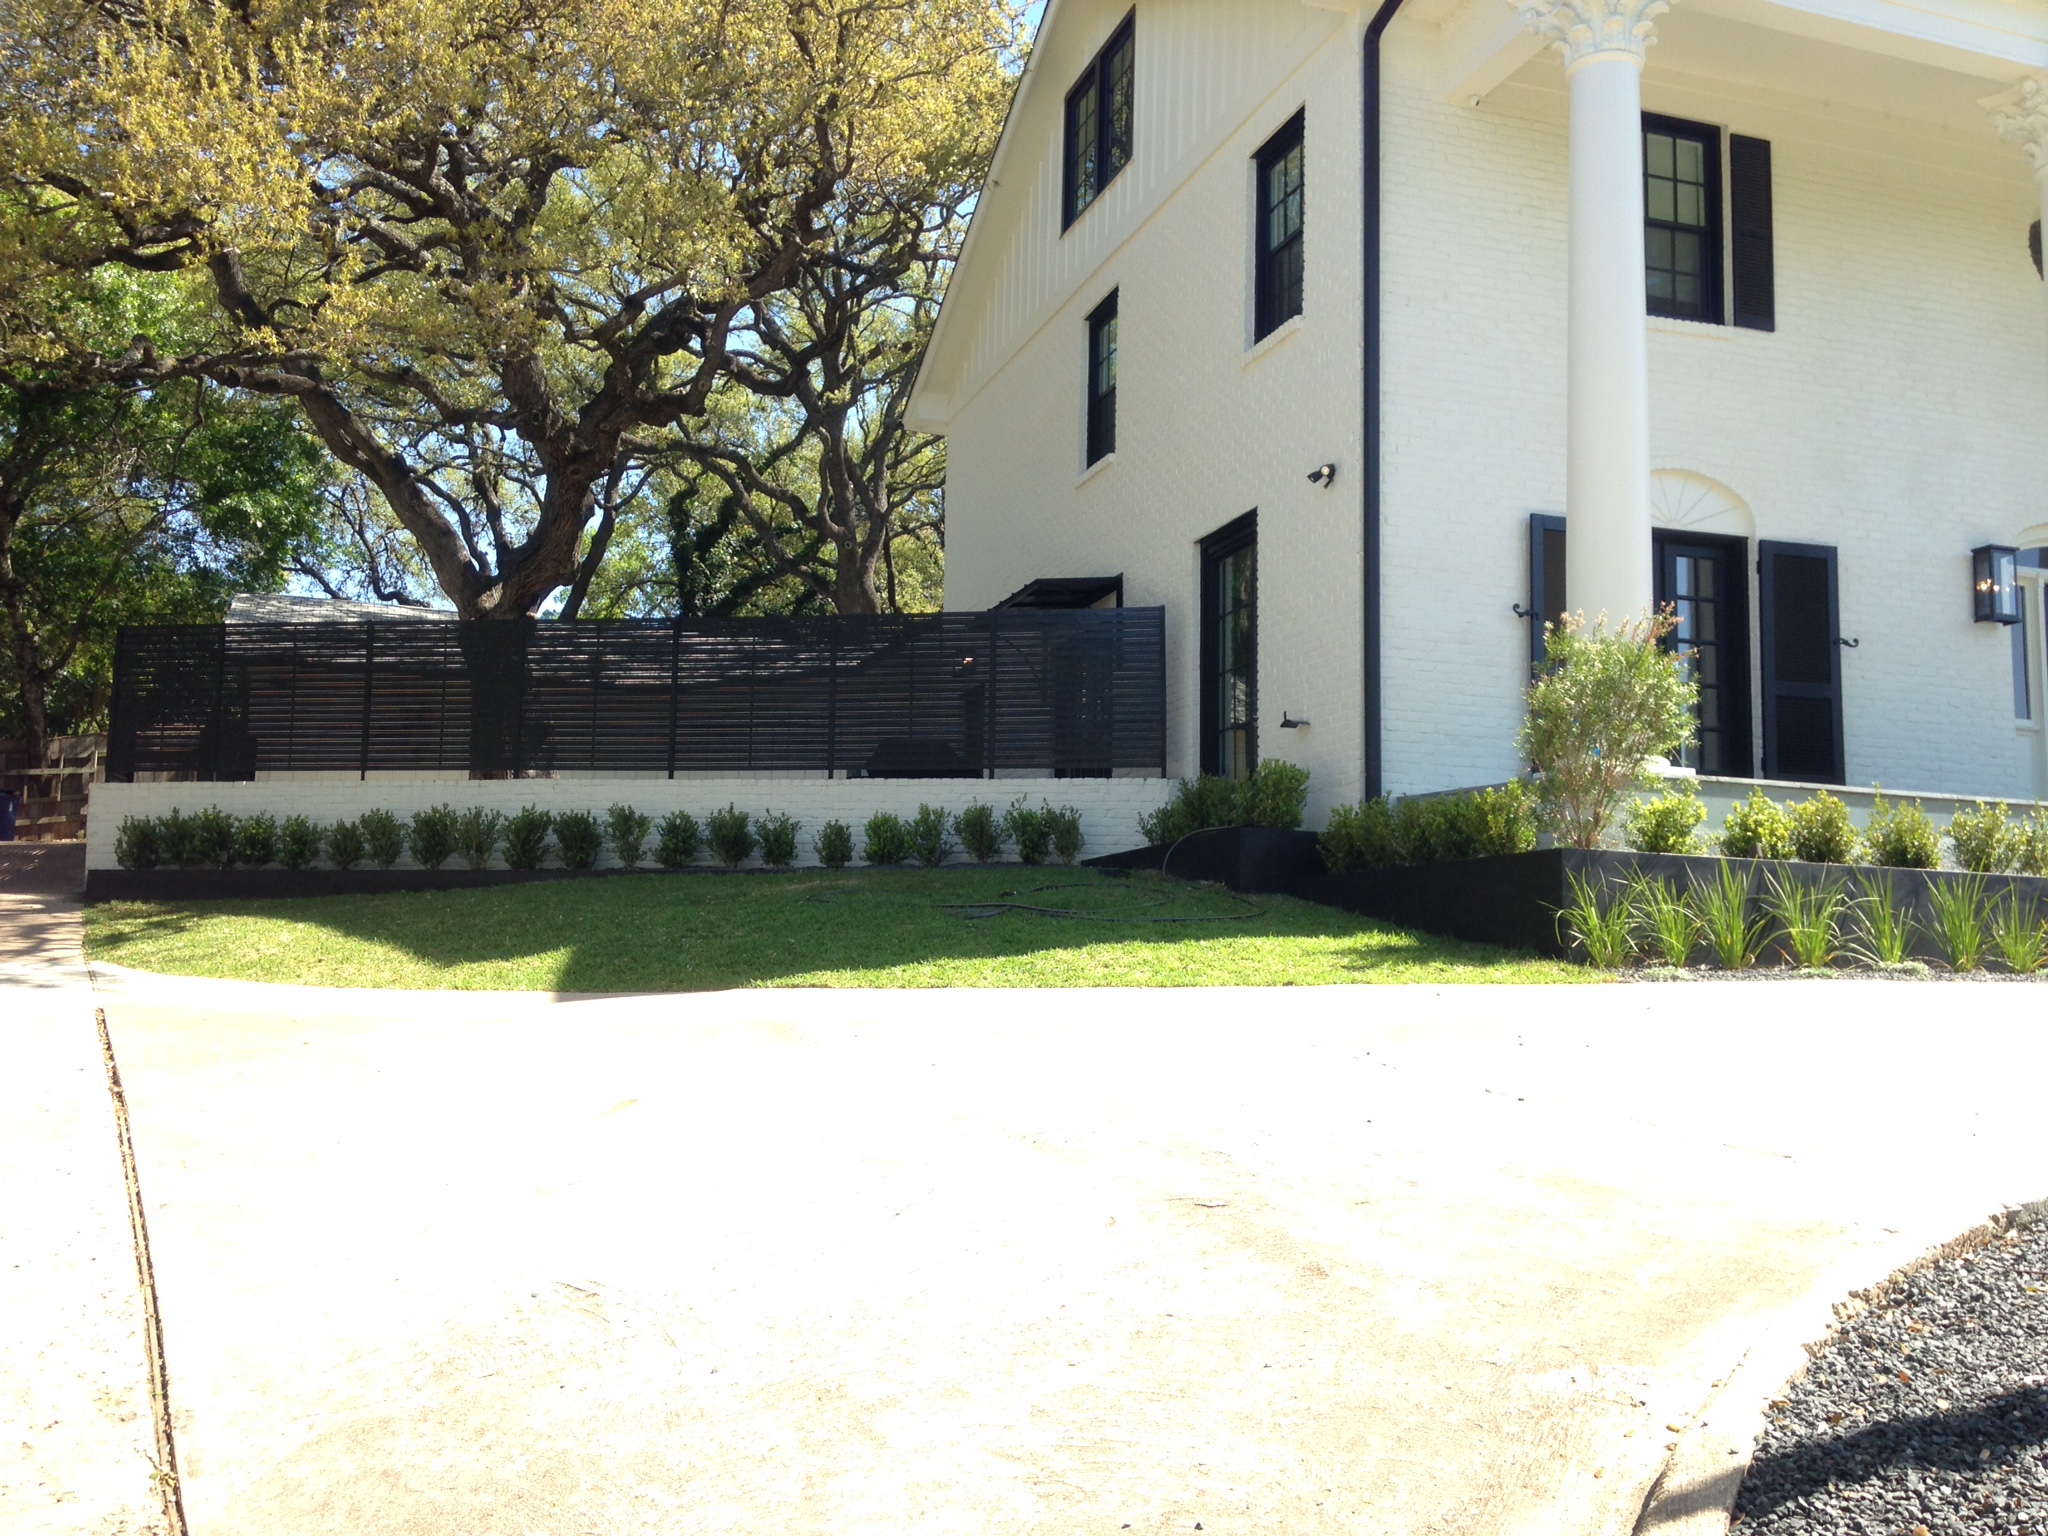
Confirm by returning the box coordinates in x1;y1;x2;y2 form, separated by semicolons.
1730;135;1774;331
1758;540;1842;782
1527;514;1567;668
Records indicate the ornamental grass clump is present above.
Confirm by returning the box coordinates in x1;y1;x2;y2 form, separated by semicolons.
1697;862;1767;968
502;805;554;870
813;819;854;869
954;803;1003;863
1989;893;2046;974
1718;789;1794;861
325;818;366;871
1949;801;2015;873
233;813;280;867
1789;791;1861;865
114;816;164;871
1629;874;1701;968
360;808;404;869
1763;870;1846;969
1521;612;1696;849
907;804;953;867
408;805;460;870
707;806;754;870
1863;792;1940;869
861;811;908;866
1625;786;1706;854
1849;873;1917;968
757;812;799;869
1003;799;1053;865
606;805;652;869
554;810;603;870
655;810;701;868
279;815;324;871
1557;870;1635;968
1928;873;1990;971
457;806;505;869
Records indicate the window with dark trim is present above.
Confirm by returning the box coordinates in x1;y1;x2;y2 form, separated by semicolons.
1253;112;1305;341
1200;513;1257;780
1643;114;1723;323
1085;291;1118;465
1063;14;1135;229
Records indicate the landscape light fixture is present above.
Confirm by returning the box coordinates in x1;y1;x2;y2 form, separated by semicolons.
1306;463;1337;488
1973;544;2021;624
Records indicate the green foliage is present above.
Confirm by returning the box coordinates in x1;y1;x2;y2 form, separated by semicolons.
1788;792;1861;864
906;804;953;867
953;803;1003;863
757;812;800;869
606;805;653;869
1849;873;1916;968
862;811;908;866
1046;804;1084;865
158;808;198;868
555;810;603;871
114;815;163;871
1240;761;1310;830
1697;863;1766;969
278;815;323;871
503;806;555;871
191;808;236;869
1003;799;1052;866
1928;874;1990;971
324;818;365;872
1625;787;1705;854
1762;871;1846;969
813;819;855;870
232;813;279;867
1465;782;1541;857
1320;797;1399;873
1718;790;1794;861
1139;775;1246;846
1863;792;1939;870
1948;802;2014;874
2012;809;2048;876
407;805;461;870
1629;874;1701;968
1990;892;2045;974
1320;786;1537;873
1557;871;1635;968
656;810;702;868
360;808;404;869
1520;613;1697;849
457;807;506;870
707;805;754;870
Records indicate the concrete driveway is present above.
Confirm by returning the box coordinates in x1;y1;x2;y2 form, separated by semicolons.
8;891;2047;1536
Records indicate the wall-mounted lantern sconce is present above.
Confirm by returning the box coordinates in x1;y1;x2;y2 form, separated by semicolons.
1974;544;2022;624
1305;463;1337;488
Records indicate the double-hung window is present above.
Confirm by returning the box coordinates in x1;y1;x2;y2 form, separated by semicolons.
1641;114;1776;330
1253;112;1305;341
1063;14;1135;228
1085;291;1118;465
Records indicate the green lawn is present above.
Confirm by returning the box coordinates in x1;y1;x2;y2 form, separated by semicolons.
83;867;1585;991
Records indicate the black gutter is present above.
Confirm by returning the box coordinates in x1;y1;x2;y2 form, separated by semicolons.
1361;0;1407;802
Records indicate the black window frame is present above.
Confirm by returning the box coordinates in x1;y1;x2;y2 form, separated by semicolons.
1253;111;1306;342
1654;530;1754;778
1642;113;1724;325
1063;13;1136;230
1085;290;1118;466
1199;512;1258;780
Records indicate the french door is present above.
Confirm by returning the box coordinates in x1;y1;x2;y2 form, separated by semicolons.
1653;532;1753;777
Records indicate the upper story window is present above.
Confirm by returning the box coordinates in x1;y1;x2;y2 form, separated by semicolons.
1064;14;1135;229
1644;114;1722;323
1254;112;1305;341
1086;290;1118;465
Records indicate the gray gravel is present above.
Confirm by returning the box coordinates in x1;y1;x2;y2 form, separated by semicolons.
1733;1215;2048;1536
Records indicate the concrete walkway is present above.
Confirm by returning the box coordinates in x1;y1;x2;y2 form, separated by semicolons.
7;882;2046;1535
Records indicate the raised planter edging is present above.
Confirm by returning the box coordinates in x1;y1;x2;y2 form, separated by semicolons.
1289;849;2048;962
1085;827;1324;894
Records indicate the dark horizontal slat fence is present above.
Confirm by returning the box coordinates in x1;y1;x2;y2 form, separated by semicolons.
108;610;1167;782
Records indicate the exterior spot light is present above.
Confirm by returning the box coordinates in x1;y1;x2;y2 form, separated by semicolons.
1280;713;1311;730
1306;463;1336;488
1973;545;2021;624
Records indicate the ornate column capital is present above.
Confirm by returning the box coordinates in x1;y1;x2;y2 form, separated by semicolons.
1518;0;1672;71
1986;76;2048;181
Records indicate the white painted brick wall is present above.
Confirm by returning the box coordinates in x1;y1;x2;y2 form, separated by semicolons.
84;777;1172;871
931;5;2048;815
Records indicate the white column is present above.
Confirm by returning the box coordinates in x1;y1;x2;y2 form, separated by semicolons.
1519;0;1673;631
1988;77;2048;374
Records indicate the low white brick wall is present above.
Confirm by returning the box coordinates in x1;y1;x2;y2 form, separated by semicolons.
85;777;1173;871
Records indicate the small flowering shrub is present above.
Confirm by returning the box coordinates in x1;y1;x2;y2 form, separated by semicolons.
655;810;701;868
1948;801;2015;874
1046;804;1084;865
278;815;323;871
757;811;800;869
707;804;754;869
233;813;280;867
407;805;461;870
503;805;555;870
1718;790;1793;861
1789;791;1861;864
906;805;953;868
1862;792;1939;869
606;805;653;869
1002;799;1052;865
554;810;602;870
360;808;404;869
813;819;854;869
325;818;366;871
954;803;1003;863
114;816;164;871
861;811;908;866
1625;788;1705;855
457;807;505;869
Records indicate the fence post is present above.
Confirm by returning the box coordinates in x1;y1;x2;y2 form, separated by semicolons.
667;620;681;780
359;622;375;781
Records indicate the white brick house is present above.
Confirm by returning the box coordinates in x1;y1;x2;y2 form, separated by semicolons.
907;0;2048;824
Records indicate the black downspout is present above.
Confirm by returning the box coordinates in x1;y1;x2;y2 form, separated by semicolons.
1362;0;1407;802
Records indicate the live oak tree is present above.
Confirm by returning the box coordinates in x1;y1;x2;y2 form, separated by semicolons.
3;0;1018;621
